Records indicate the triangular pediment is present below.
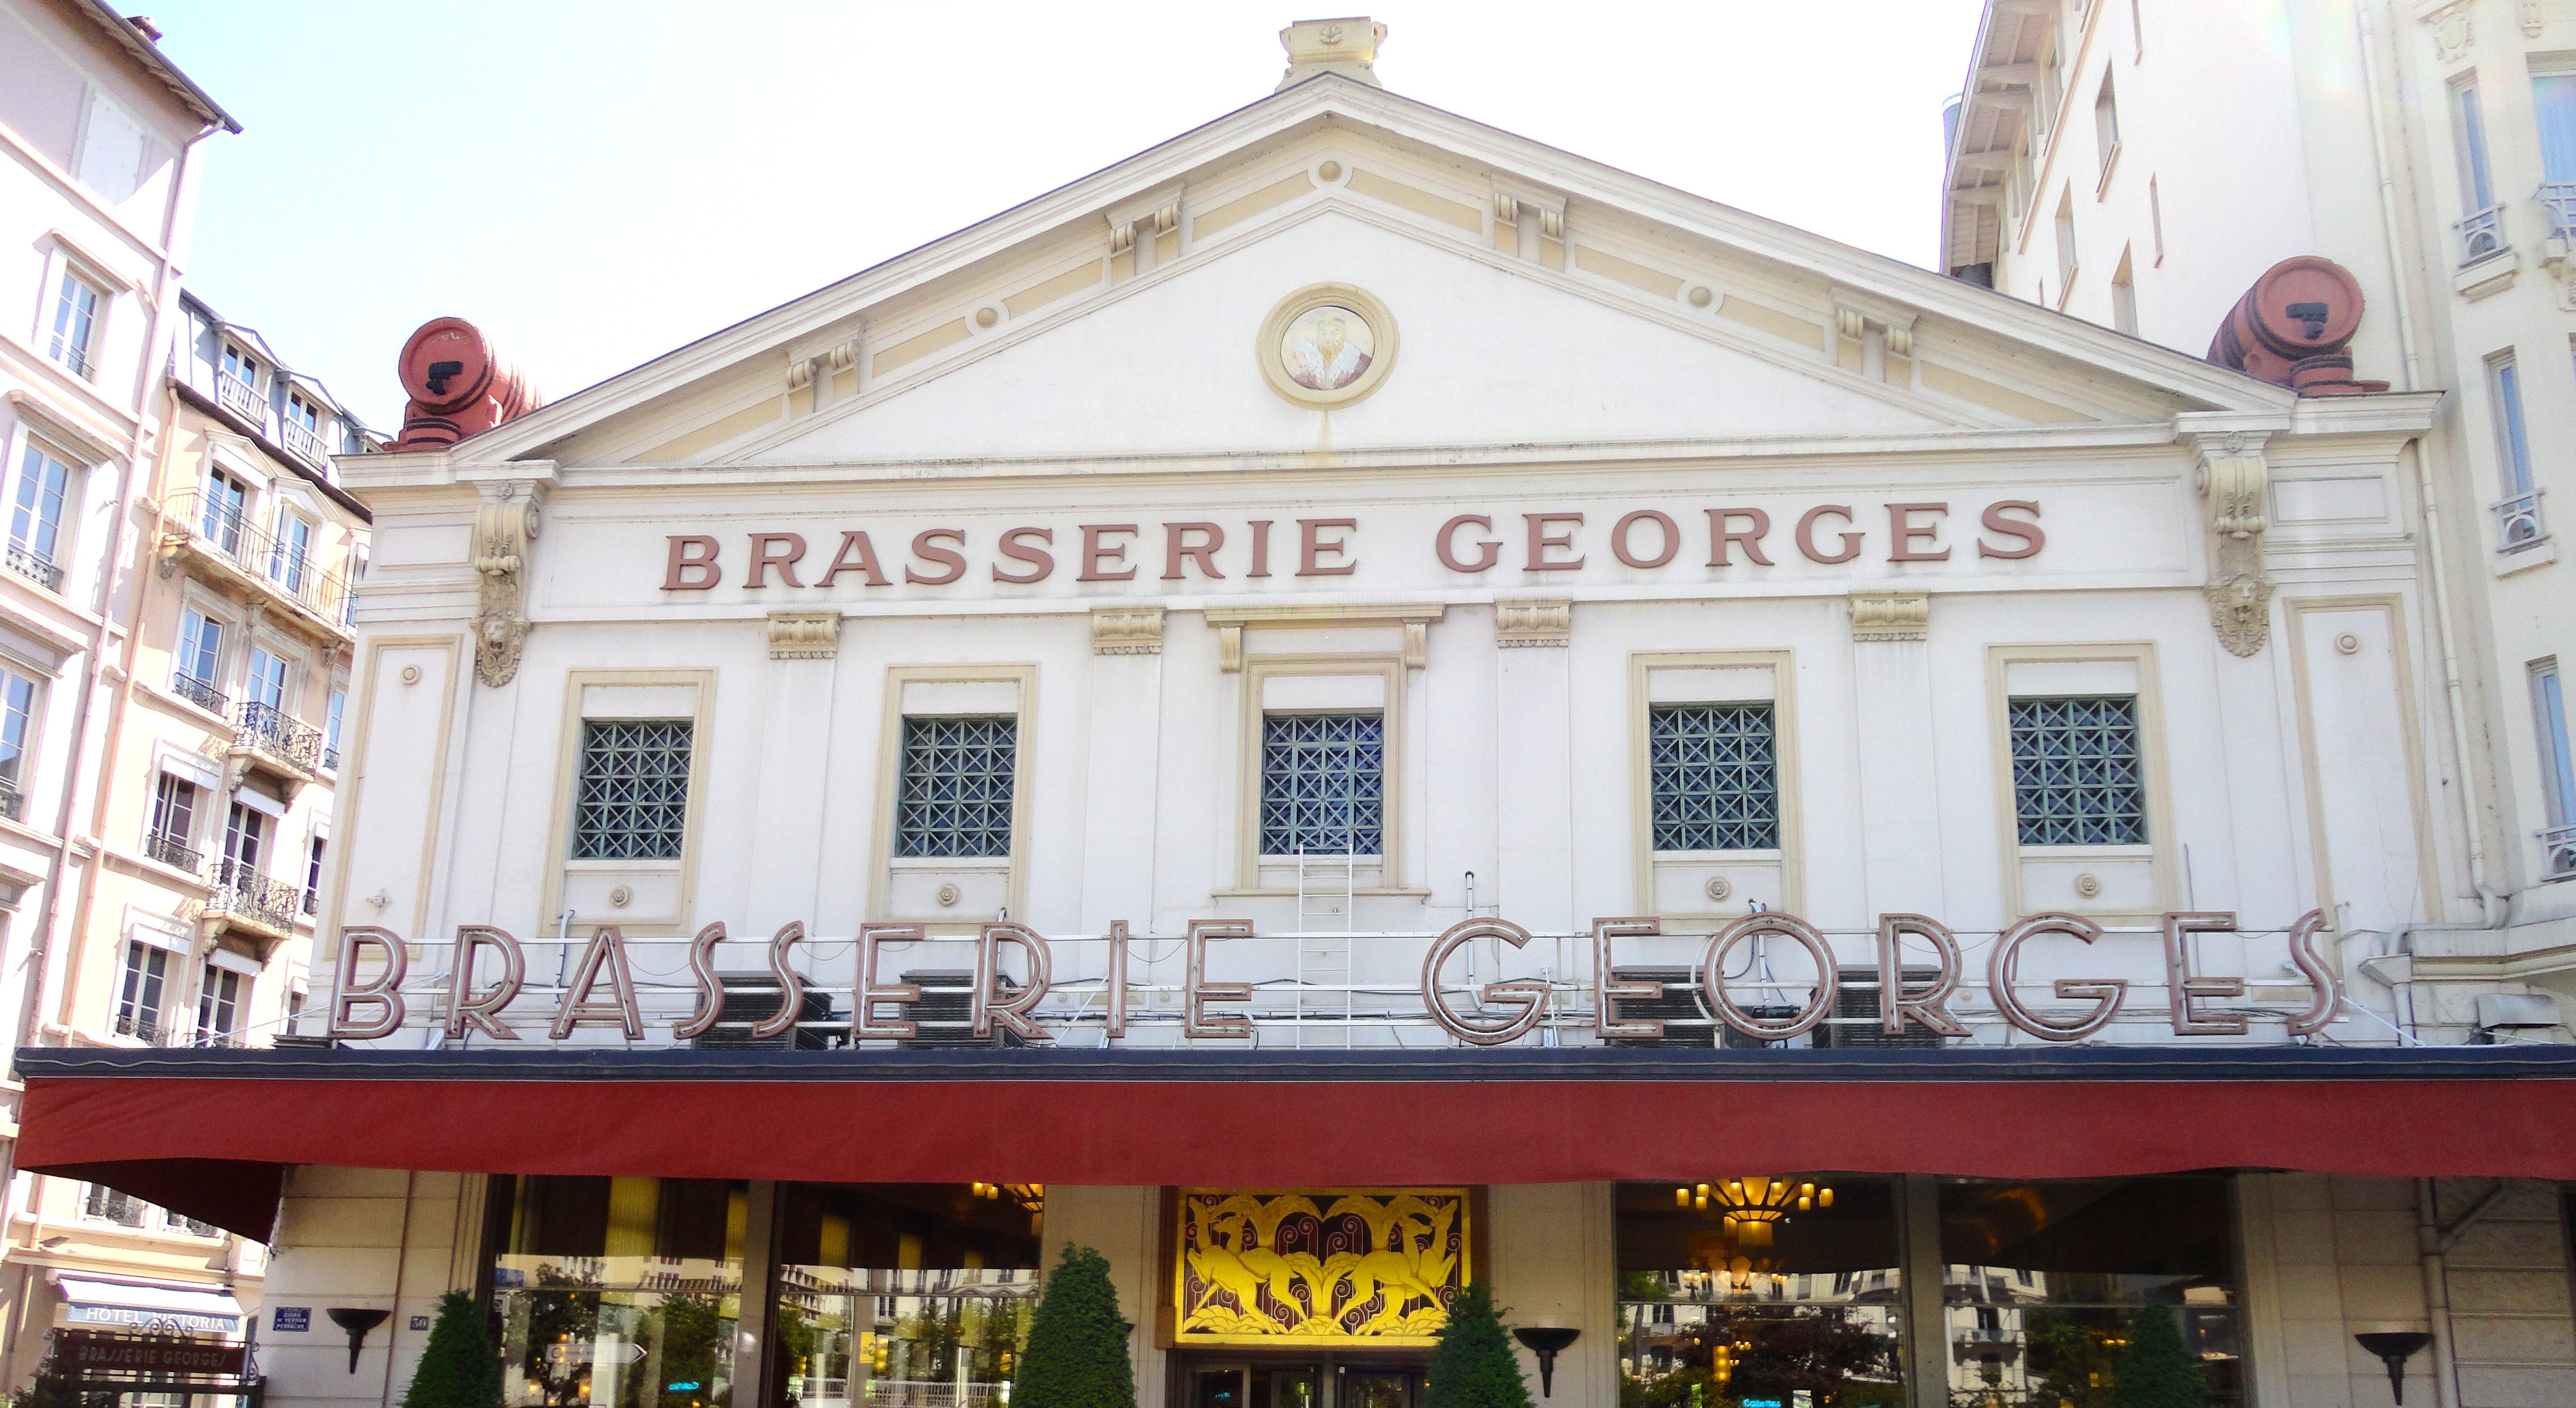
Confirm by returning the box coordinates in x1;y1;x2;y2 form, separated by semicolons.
472;78;2290;477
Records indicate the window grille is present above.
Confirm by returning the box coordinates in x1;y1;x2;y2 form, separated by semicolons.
2008;695;2147;845
84;1183;143;1227
1259;712;1383;856
894;716;1017;858
571;719;693;860
1648;703;1778;851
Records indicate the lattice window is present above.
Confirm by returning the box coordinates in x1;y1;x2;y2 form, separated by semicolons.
2009;695;2147;845
1648;703;1779;851
1259;712;1383;856
895;715;1017;858
571;719;693;860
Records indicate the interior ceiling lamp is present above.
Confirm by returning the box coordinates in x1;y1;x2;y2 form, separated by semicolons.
1671;1177;1833;1246
970;1182;1045;1210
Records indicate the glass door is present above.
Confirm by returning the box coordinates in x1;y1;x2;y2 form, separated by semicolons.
1188;1364;1249;1408
1339;1368;1420;1408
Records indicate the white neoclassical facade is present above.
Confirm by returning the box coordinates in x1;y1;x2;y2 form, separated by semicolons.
22;20;2576;1408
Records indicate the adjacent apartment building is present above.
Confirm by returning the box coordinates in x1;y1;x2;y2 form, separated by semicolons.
0;0;375;1385
1940;0;2576;1034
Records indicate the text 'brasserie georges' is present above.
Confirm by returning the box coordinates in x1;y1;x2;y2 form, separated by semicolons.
18;19;2576;1408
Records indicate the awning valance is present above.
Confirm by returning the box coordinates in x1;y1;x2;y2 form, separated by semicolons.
21;1045;2576;1243
54;1276;243;1336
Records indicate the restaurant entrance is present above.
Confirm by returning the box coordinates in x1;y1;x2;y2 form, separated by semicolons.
1179;1356;1429;1408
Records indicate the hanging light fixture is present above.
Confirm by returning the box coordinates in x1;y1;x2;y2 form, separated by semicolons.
1668;1176;1832;1246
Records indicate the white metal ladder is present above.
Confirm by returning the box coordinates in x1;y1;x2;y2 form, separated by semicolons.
1294;851;1357;1048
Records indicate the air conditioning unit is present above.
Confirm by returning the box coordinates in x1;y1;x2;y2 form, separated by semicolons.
691;974;836;1051
898;971;1028;1049
1810;968;1949;1049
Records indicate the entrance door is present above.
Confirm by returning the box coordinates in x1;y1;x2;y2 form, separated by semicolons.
1339;1368;1423;1408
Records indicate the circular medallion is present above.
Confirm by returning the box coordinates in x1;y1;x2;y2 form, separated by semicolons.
1257;284;1397;409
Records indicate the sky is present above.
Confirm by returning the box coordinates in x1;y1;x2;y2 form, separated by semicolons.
140;0;1989;432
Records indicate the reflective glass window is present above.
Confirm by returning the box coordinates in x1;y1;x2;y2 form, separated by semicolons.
1616;1178;1907;1406
776;1183;1043;1408
494;1176;748;1408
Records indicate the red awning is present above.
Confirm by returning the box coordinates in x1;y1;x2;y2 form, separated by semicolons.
21;1045;2576;1240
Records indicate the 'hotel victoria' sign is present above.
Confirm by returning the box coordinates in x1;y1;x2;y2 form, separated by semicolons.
330;908;2339;1047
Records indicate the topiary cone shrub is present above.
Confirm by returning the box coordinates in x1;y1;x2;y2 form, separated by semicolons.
1016;1244;1136;1408
400;1289;503;1408
1423;1281;1534;1408
2113;1302;2210;1408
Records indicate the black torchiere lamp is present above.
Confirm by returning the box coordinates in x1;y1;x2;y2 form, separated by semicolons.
1510;1326;1581;1398
2354;1331;2431;1405
327;1308;391;1373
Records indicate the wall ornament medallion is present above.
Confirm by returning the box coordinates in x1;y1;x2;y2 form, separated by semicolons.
1174;1188;1468;1345
1257;284;1398;409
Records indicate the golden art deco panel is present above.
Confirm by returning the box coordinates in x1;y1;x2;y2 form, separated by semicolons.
1173;1188;1470;1346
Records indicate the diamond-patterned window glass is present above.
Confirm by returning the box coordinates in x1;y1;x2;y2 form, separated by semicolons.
1259;712;1384;856
571;719;694;860
1648;703;1779;851
2009;695;2149;846
895;715;1018;858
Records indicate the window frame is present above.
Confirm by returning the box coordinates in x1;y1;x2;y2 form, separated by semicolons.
2454;74;2498;213
2111;246;2139;335
1228;654;1412;895
2052;189;2078;306
1986;642;2177;921
47;266;104;380
114;940;170;1042
893;713;1021;860
1629;649;1802;919
2532;659;2576;880
541;669;716;938
2488;350;2537;498
9;436;76;587
1256;708;1387;860
867;664;1037;923
2093;72;2121;189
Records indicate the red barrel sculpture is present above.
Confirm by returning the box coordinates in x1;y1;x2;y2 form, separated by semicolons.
391;317;545;449
2206;255;2389;396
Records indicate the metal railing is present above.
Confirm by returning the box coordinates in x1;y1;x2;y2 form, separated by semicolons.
206;854;303;932
237;699;324;773
2543;822;2576;879
303;886;320;917
5;540;63;594
323;746;340;772
50;340;92;380
278;417;328;468
163;490;353;627
0;778;22;823
172;671;227;716
2541;182;2576;242
110;1010;165;1044
145;828;201;872
2494;487;2547;550
2458;203;2509;264
215;371;263;425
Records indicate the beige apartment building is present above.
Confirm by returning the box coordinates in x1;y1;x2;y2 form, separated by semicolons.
1939;0;2576;1035
0;290;375;1382
0;0;380;1384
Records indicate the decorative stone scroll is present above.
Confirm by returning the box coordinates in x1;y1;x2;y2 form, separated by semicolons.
2195;433;2273;657
472;480;547;686
1493;597;1571;647
1090;606;1166;655
767;611;840;660
1174;1188;1468;1346
1847;591;1929;643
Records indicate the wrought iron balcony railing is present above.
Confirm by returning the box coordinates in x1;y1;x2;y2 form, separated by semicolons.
278;417;328;469
144;828;200;872
237;699;324;773
0;777;23;824
2541;182;2576;243
172;671;228;716
5;540;63;594
50;340;92;380
215;371;264;426
162;490;353;628
206;854;303;932
2543;822;2576;880
111;1010;165;1044
2458;203;2509;265
2494;487;2547;550
303;885;320;917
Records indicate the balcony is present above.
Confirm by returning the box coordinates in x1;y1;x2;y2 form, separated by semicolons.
144;828;200;872
277;417;329;469
5;540;64;594
0;777;22;824
110;1010;166;1045
2541;182;2576;243
236;699;324;776
160;490;352;638
205;854;303;935
172;671;228;717
2458;204;2509;266
2494;487;2548;551
215;370;263;425
2544;823;2576;880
